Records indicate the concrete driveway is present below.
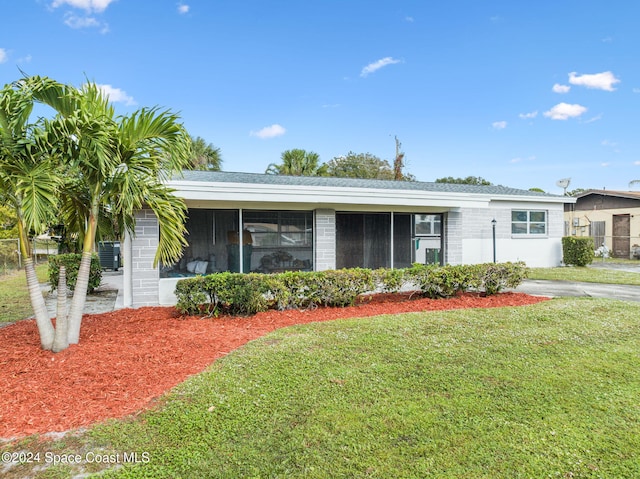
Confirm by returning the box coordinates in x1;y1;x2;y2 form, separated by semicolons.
515;279;640;302
514;261;640;302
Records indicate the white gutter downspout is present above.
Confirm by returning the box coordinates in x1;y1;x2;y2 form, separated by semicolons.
239;208;244;273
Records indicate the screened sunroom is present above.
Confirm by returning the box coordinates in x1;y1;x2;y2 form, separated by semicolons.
160;208;443;278
160;209;315;277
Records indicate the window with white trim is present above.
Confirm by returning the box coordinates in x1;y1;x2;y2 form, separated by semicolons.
511;210;547;235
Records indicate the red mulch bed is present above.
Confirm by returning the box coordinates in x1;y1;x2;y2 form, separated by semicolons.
0;292;548;440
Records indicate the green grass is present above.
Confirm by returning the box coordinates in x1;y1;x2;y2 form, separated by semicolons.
0;263;49;323
4;298;639;478
528;265;640;285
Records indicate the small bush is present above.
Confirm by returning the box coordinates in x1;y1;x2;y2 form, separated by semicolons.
562;236;595;267
48;253;102;293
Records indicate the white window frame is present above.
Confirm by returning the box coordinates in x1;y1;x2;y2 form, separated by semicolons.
511;210;547;236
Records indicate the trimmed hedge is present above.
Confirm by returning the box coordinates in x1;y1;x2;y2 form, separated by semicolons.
175;262;528;316
562;236;595;267
48;253;102;293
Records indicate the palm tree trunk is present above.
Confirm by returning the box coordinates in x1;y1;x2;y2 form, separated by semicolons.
24;257;55;350
67;208;99;344
18;217;54;350
66;251;92;344
52;266;69;353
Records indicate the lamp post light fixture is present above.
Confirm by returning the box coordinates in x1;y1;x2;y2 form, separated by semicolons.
491;218;497;263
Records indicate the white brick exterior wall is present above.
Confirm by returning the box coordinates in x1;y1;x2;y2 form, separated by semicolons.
131;209;160;308
314;209;336;271
444;211;462;265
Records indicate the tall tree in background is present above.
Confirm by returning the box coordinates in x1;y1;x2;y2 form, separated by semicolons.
393;136;405;181
0;205;19;239
435;176;493;186
188;136;222;171
325;152;395;180
265;148;327;176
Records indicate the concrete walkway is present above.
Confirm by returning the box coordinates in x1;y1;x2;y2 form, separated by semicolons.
43;270;124;316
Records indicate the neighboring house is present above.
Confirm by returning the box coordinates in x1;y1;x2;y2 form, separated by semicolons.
121;171;573;307
564;189;640;259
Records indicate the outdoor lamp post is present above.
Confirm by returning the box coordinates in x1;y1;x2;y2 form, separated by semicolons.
491;218;497;263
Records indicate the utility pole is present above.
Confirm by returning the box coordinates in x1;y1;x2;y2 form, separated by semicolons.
393;136;405;180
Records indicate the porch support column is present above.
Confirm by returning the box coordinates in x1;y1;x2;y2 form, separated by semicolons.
390;212;394;269
314;209;336;271
238;208;244;273
123;228;133;308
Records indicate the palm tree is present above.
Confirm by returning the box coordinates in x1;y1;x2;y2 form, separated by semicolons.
35;80;191;347
0;76;62;349
265;148;327;176
188;136;222;171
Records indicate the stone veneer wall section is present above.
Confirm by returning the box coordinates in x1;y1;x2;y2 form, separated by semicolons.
131;208;160;307
314;209;336;271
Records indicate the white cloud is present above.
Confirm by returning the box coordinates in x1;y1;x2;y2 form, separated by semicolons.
18;54;32;64
178;3;189;14
518;111;538;119
601;162;610;167
51;0;115;13
601;139;620;153
0;48;7;64
62;11;109;31
250;124;286;139
633;88;640;94
552;83;570;93
64;13;97;27
543;103;587;120
584;113;602;124
96;84;136;105
360;57;402;77
405;16;414;23
634;161;640;166
568;71;620;91
492;121;507;130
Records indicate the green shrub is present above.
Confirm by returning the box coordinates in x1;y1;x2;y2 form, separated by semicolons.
176;273;287;316
175;262;529;316
476;262;528;295
48;253;102;293
373;267;408;293
315;268;375;307
562;236;595;266
406;264;475;298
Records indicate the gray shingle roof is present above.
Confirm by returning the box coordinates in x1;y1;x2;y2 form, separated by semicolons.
174;170;562;198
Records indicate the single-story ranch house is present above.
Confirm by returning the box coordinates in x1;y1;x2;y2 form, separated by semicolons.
564;189;640;259
121;171;574;308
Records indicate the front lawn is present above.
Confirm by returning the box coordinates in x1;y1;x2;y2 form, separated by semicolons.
0;263;49;323
4;297;638;478
528;264;640;285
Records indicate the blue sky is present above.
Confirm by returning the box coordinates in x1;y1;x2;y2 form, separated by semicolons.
2;0;640;193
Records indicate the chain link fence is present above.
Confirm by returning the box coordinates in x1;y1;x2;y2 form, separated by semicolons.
0;238;59;275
